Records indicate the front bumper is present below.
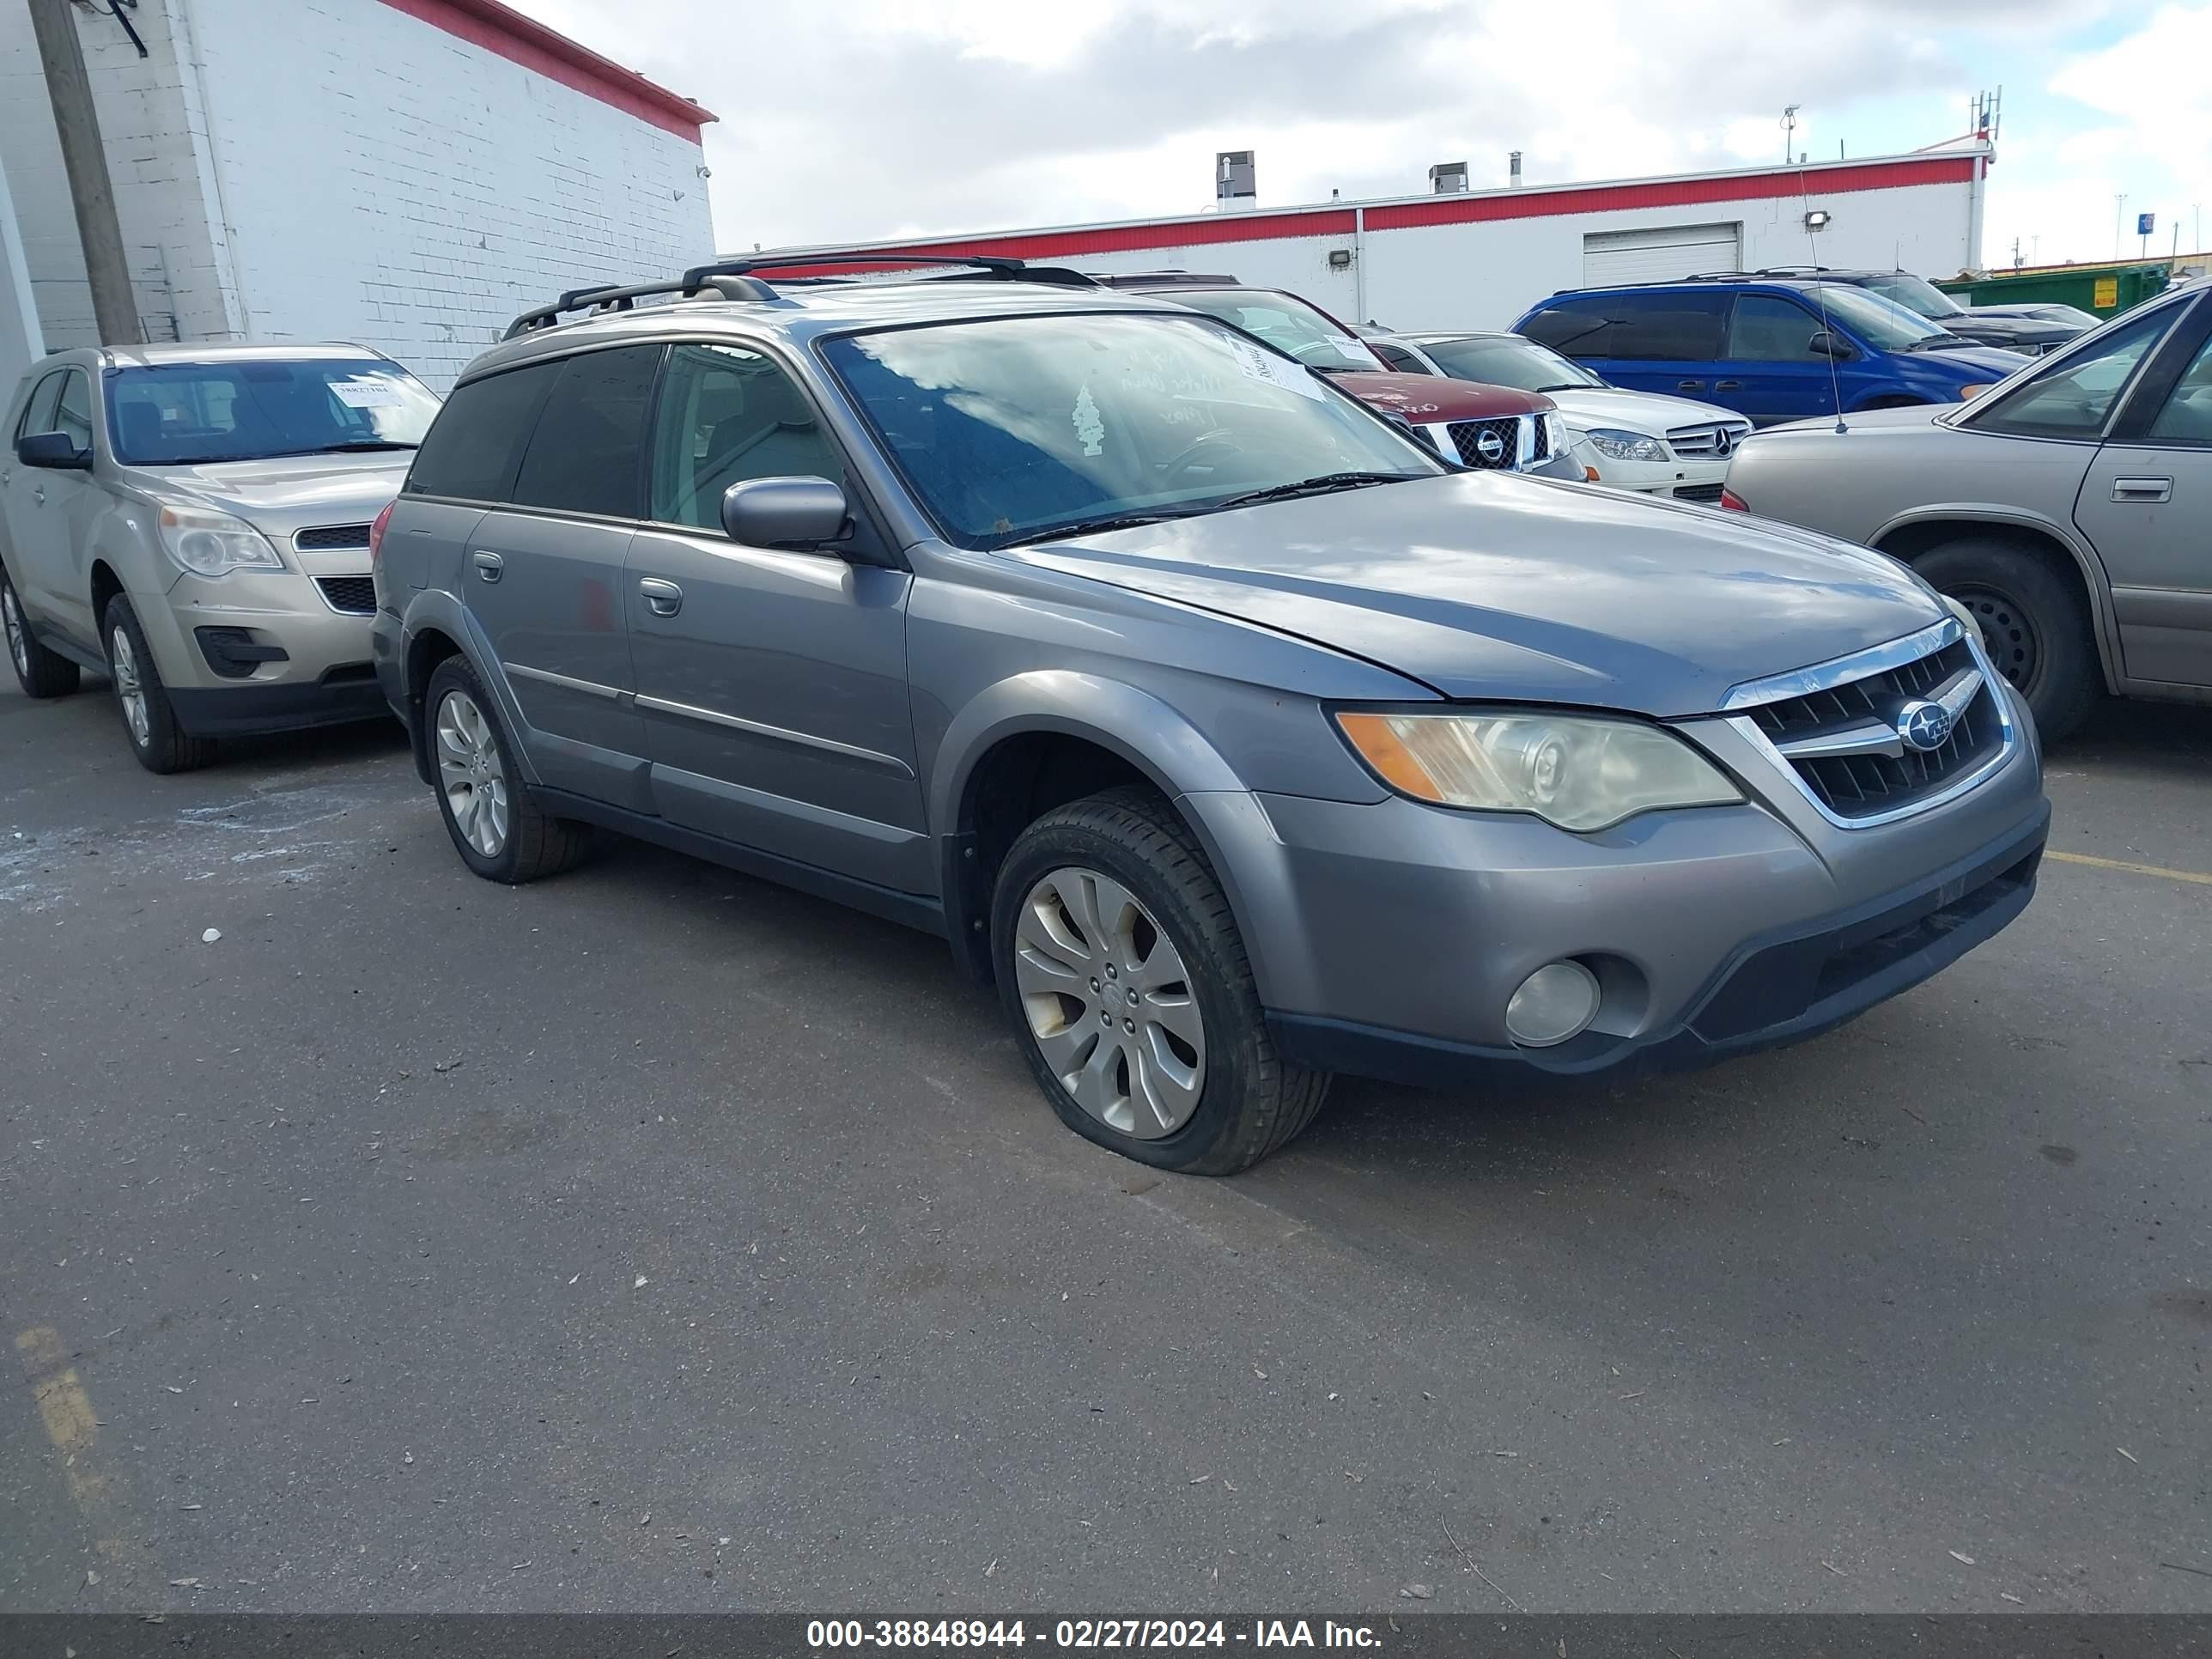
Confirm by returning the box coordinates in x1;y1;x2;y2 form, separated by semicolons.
1266;805;2045;1088
1177;698;2047;1089
137;567;379;692
1570;435;1731;498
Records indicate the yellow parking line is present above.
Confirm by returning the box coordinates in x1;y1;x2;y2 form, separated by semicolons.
2046;849;2212;887
15;1326;144;1592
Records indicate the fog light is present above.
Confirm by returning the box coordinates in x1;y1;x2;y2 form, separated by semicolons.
1505;960;1601;1048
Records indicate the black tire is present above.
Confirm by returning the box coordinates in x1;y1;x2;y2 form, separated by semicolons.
423;656;591;883
1914;537;2099;741
1;562;80;698
991;785;1330;1176
102;595;215;774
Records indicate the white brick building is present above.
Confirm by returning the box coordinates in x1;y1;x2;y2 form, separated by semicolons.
0;0;717;390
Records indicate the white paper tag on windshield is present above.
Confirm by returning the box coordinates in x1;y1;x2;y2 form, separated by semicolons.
1224;336;1326;401
331;379;404;409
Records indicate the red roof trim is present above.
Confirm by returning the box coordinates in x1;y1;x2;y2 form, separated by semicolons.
374;0;714;139
823;156;1975;263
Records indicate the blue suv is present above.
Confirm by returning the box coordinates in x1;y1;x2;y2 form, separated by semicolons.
1511;278;2031;427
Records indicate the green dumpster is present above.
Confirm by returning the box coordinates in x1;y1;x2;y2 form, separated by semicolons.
1936;261;2175;320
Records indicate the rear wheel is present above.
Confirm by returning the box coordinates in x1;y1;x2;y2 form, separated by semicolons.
103;595;214;774
992;786;1329;1176
424;656;591;883
2;564;80;698
1914;538;2098;740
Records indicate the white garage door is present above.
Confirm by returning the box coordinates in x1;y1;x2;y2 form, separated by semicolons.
1582;222;1743;286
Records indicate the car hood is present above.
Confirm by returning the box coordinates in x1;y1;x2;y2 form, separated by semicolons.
1545;386;1745;434
130;452;411;532
1012;471;1942;717
1325;370;1552;420
1758;404;1954;436
1910;343;2037;378
1930;314;2081;350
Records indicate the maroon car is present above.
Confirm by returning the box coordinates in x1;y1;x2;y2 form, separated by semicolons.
1091;274;1577;477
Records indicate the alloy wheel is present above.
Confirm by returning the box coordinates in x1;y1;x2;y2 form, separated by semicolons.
109;626;150;749
3;583;26;678
435;689;510;858
1012;865;1207;1139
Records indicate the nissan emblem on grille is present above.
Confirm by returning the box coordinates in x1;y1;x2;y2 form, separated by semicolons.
1475;428;1505;464
1897;700;1953;752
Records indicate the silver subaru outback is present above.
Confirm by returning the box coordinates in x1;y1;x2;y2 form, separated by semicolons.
373;256;2049;1174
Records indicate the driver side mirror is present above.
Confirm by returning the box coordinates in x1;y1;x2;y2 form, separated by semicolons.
15;431;93;471
1808;331;1857;362
720;477;849;550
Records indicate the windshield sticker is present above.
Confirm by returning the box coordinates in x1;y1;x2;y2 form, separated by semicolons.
331;380;404;409
1223;336;1326;401
1073;386;1104;456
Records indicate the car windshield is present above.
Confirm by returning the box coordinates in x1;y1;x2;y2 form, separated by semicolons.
1803;285;1956;348
1415;336;1607;392
105;359;441;465
820;312;1443;550
1158;289;1387;373
1860;272;1967;319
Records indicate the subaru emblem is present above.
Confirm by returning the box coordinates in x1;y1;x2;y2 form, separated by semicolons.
1896;700;1953;752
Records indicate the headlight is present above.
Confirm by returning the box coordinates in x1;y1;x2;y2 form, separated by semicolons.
1542;411;1568;456
158;505;283;578
1334;709;1741;831
1956;384;1993;400
1583;427;1670;464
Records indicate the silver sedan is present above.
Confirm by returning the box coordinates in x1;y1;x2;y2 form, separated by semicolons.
1722;277;2212;739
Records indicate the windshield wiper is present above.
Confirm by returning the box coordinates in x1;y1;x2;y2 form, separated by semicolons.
269;441;419;456
1901;335;1978;351
994;510;1198;548
1207;471;1427;510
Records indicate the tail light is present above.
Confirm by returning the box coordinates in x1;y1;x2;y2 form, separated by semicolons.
1719;488;1750;512
368;501;394;567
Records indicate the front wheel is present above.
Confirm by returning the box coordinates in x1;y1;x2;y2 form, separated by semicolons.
992;786;1329;1175
423;656;590;883
1914;538;2099;741
103;595;214;774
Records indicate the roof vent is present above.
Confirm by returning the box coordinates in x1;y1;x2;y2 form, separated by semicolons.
1216;150;1256;213
1509;150;1523;188
1429;161;1469;195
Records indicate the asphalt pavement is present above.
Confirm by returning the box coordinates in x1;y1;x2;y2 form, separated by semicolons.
2;670;2208;1614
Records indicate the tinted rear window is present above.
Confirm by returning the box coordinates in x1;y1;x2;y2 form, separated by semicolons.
1604;292;1726;360
404;361;559;501
510;345;664;518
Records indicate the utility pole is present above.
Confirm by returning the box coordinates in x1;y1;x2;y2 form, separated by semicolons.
26;0;139;345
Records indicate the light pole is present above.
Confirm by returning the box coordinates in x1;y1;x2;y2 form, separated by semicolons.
2115;193;2127;260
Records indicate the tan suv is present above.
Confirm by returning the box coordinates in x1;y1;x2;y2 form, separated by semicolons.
1;343;441;770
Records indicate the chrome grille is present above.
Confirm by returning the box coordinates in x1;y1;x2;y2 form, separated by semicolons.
1728;624;2011;826
295;524;374;551
316;576;378;616
1665;421;1752;459
1446;416;1526;471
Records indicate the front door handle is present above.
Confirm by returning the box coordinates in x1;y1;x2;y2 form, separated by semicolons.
471;550;503;582
1677;380;1706;392
639;577;683;617
1713;379;1744;392
32;487;45;506
2111;476;2172;503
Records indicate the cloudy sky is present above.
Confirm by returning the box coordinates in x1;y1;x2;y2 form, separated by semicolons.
517;0;2211;270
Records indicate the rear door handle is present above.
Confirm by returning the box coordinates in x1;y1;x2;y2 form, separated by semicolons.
471;550;503;582
2111;476;2172;503
639;577;683;617
1713;380;1744;392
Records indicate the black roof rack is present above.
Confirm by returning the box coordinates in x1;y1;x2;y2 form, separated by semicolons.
503;253;1098;338
1087;270;1243;289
